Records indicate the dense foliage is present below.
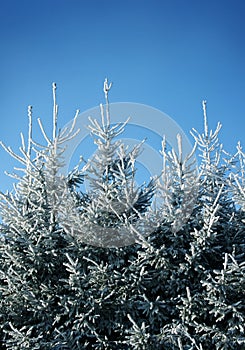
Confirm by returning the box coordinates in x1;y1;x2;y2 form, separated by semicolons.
0;83;244;349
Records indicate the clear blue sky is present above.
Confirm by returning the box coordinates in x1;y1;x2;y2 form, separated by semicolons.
0;0;244;192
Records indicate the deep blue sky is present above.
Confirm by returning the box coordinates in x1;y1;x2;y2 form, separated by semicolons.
0;0;245;192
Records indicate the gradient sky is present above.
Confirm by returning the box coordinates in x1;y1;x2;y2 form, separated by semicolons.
0;0;245;192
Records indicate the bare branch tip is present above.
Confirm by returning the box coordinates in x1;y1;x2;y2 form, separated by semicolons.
103;78;112;94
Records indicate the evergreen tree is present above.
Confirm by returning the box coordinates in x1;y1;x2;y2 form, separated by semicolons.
0;83;81;349
60;79;155;248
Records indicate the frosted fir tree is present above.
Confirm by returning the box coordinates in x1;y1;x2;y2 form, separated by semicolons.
156;102;245;349
0;83;83;349
60;79;155;248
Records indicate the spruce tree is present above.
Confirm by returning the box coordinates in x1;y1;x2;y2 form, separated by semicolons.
60;78;155;248
0;83;81;349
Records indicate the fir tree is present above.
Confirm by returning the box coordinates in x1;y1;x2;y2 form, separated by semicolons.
0;83;81;349
60;78;155;248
